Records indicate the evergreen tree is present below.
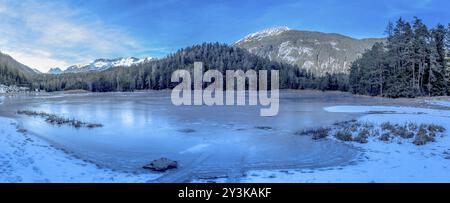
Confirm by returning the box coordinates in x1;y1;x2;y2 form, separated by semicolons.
350;17;450;98
429;25;447;96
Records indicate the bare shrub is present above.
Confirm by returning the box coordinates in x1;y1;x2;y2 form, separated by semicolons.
349;123;359;132
18;110;102;129
335;130;353;142
381;122;396;132
362;122;374;129
428;124;446;133
354;129;369;143
370;129;380;137
393;125;414;139
311;128;330;140
296;128;330;140
379;132;391;141
413;127;435;146
407;122;418;131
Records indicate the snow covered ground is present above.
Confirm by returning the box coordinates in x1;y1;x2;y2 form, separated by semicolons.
241;105;450;183
0;116;161;183
427;99;450;108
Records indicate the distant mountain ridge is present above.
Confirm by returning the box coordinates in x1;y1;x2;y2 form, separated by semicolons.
234;27;385;75
48;57;154;74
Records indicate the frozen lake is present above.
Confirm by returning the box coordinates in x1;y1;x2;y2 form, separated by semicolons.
0;91;390;182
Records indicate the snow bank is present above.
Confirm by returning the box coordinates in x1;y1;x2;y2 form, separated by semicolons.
0;85;7;94
427;99;450;108
0;117;161;183
325;105;446;115
240;105;450;183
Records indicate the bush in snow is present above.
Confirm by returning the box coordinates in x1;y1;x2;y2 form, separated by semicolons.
17;110;102;129
379;132;391;141
354;129;369;143
311;128;330;140
393;125;414;139
428;124;446;133
297;121;445;146
407;122;419;131
335;130;353;142
381;122;397;132
296;128;330;140
413;126;435;146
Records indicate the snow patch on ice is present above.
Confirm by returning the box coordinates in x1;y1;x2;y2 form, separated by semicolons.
324;105;449;117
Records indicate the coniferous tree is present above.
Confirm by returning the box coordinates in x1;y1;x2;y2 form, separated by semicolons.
429;25;447;96
350;17;450;98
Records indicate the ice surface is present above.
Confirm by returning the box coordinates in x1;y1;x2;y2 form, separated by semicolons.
1;91;370;182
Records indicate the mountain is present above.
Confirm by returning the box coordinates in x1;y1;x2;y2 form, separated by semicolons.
48;67;62;74
234;27;385;75
0;51;35;86
50;57;154;74
32;68;42;74
0;52;37;76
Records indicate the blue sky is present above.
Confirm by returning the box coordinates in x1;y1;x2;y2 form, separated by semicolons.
0;0;449;72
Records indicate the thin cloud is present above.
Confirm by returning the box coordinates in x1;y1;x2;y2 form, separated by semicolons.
0;0;143;72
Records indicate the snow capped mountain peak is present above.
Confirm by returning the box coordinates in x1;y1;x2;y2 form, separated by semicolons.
137;57;154;63
47;67;62;74
235;26;290;44
235;28;386;75
56;57;153;74
111;57;141;67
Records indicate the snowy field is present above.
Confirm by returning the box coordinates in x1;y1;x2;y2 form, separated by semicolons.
240;104;450;183
0;116;161;183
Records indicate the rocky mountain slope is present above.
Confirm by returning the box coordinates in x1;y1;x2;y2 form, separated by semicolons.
235;27;385;75
0;52;37;76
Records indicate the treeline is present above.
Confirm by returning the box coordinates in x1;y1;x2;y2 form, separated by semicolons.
0;51;35;86
30;43;349;92
350;17;450;98
0;64;29;86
